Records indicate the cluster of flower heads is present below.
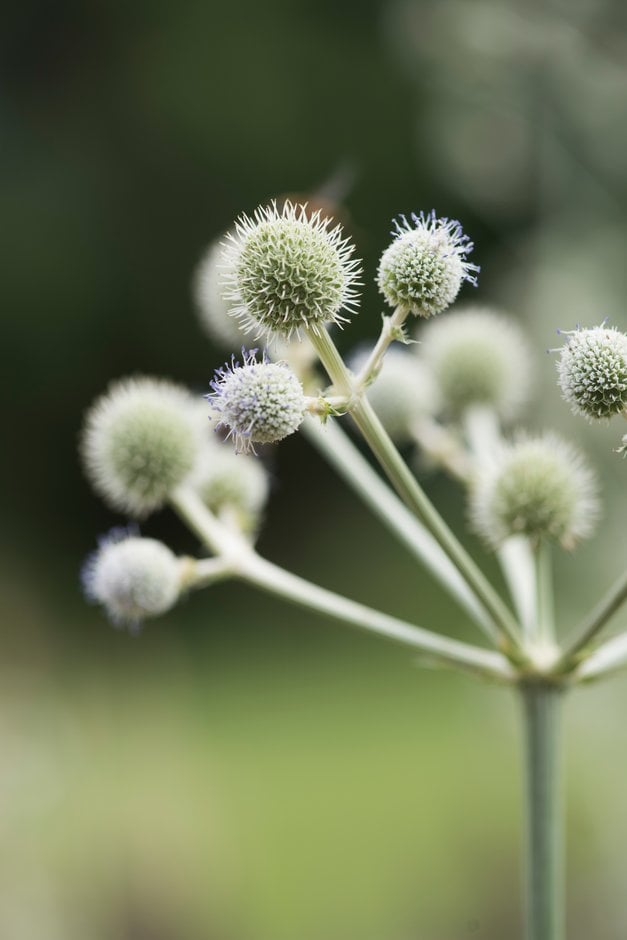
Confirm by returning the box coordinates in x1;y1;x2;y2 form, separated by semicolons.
81;196;620;631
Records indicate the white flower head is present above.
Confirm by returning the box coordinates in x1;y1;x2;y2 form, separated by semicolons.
82;528;181;631
207;349;306;453
470;433;599;550
219;201;362;339
81;377;204;517
377;210;479;317
419;305;532;420
556;324;627;421
192;437;271;532
193;238;247;350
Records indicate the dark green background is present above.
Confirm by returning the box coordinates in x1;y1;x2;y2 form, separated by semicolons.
3;1;627;937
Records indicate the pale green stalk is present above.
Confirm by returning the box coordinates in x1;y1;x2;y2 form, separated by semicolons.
562;567;627;662
170;486;513;681
301;416;494;635
305;325;523;658
575;630;627;681
353;303;410;389
521;682;565;940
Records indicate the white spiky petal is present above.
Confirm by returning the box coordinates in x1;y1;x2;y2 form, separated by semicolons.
219;201;362;339
470;433;599;550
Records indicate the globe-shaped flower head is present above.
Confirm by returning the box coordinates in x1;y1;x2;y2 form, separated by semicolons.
377;211;479;317
82;529;182;631
208;350;307;453
557;325;627;420
220;201;362;339
470;434;599;550
81;377;204;517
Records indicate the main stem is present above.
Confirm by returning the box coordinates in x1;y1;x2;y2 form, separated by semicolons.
521;682;564;940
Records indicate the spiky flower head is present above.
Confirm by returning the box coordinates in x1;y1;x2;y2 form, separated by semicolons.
208;350;306;453
377;211;479;317
349;346;438;443
220;201;361;339
193;238;245;350
419;306;532;419
192;438;270;532
556;324;627;421
81;377;204;517
82;529;181;630
470;434;599;549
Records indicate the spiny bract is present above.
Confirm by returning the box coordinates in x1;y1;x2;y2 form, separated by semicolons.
377;211;479;317
220;201;361;339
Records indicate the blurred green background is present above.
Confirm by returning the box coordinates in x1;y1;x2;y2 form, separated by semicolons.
3;0;627;937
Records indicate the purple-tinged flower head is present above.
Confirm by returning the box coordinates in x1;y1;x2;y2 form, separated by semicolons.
81;528;181;631
219;201;362;340
377;210;479;317
207;349;306;454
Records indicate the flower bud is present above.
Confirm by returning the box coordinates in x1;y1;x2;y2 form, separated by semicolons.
82;530;181;629
208;350;306;452
192;439;270;531
470;434;599;549
419;306;532;419
81;378;203;516
557;325;627;420
220;201;361;339
377;211;478;317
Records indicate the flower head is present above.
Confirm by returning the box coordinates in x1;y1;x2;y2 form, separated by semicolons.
193;238;246;349
82;529;181;630
419;305;532;419
377;210;479;317
192;438;270;532
470;434;599;549
81;377;204;517
208;350;306;453
219;201;361;339
556;324;627;421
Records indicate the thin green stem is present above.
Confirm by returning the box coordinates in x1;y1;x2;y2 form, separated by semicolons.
301;417;493;634
171;486;513;682
521;682;565;940
562;568;627;662
306;326;523;658
354;304;410;389
534;542;555;647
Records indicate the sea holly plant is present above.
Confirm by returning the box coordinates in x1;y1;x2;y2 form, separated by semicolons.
80;199;627;940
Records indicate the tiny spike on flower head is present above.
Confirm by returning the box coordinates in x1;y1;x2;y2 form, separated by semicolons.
556;324;627;421
219;200;362;340
82;528;182;631
377;210;479;317
207;349;307;453
470;433;599;550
